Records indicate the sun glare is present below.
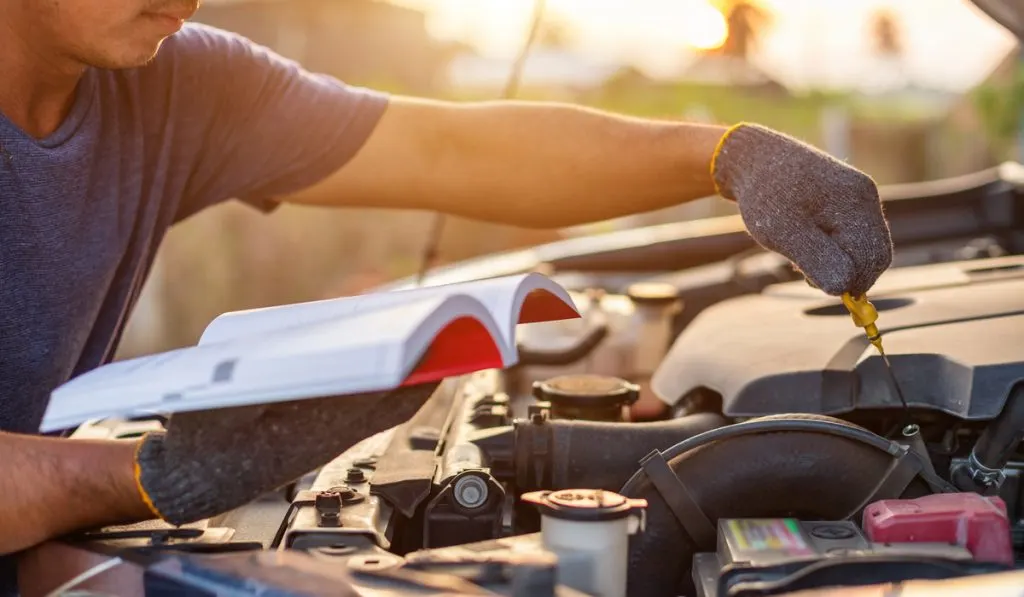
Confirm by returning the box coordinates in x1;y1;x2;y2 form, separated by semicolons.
679;2;728;50
397;0;733;54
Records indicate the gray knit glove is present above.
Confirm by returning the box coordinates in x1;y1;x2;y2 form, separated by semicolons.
712;123;893;295
132;384;436;526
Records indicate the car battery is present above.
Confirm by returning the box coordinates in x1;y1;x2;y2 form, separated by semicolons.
862;493;1014;565
692;518;985;597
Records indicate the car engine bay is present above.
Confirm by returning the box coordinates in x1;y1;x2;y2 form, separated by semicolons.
63;163;1024;596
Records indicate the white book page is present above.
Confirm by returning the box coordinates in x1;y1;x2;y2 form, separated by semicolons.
41;295;503;432
435;273;578;346
199;273;576;347
199;284;452;346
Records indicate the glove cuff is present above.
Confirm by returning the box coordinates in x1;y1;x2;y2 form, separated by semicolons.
711;122;802;203
134;430;229;526
709;122;746;201
133;432;167;521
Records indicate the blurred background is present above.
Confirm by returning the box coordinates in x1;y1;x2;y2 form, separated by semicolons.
118;0;1022;358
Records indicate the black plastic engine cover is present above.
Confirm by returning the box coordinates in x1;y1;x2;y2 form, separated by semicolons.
651;255;1024;420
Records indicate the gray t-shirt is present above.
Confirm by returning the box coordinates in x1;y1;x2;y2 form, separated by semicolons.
0;24;388;436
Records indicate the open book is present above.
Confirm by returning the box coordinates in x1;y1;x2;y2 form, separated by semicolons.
39;273;579;432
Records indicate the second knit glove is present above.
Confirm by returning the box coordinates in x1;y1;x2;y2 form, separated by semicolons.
132;383;437;526
712;123;893;296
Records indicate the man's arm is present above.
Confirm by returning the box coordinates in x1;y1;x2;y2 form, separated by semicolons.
1;385;434;554
162;26;887;294
282;97;726;228
0;433;150;555
282;97;892;296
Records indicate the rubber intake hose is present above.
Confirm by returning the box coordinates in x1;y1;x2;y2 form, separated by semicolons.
620;414;933;597
514;413;727;493
953;382;1024;493
516;322;609;367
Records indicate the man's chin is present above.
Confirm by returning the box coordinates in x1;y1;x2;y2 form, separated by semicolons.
84;39;168;70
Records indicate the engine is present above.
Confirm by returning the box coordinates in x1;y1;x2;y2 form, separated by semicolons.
70;253;1024;597
654;255;1024;421
54;156;1024;597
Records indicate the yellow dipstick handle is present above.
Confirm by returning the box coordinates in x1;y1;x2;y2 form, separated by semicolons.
841;293;885;354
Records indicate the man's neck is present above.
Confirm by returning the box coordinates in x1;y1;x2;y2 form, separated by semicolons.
0;19;86;139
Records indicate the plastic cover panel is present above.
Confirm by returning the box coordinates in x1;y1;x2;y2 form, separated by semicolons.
651;256;1024;420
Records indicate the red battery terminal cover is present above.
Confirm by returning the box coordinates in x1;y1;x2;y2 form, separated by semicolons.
863;493;1014;565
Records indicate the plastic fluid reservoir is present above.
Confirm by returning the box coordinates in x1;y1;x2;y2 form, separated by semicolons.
625;282;682;379
863;493;1014;565
521;489;647;597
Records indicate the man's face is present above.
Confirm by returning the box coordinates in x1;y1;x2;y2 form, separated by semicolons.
9;0;201;69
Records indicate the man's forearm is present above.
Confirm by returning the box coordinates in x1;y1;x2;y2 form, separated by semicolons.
0;432;151;554
290;98;727;228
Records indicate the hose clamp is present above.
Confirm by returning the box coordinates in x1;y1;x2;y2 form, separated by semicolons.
968;450;1007;490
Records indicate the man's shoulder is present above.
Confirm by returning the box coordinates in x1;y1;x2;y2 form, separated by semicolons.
151;22;267;69
127;22;287;106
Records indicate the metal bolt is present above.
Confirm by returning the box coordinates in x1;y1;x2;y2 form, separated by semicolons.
315;491;342;527
453;475;489;509
326;485;353;498
325;485;365;506
346;468;366;483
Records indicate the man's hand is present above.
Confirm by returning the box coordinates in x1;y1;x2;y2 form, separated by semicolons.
712;123;892;296
134;384;436;525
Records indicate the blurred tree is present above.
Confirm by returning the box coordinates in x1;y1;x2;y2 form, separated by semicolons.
537;18;575;50
710;0;771;61
866;8;906;89
869;9;903;58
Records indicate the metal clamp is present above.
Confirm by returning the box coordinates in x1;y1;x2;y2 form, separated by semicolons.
968;450;1008;490
844;446;923;521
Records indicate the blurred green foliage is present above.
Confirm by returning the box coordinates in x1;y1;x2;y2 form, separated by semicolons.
972;60;1024;159
592;87;827;139
443;80;940;149
448;86;837;145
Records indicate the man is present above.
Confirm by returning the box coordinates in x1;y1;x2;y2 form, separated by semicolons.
0;0;892;584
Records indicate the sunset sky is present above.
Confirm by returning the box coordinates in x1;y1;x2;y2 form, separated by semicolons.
389;0;1019;91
